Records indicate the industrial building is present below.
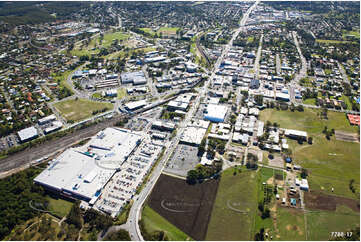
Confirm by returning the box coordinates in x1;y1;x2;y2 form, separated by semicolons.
17;126;39;143
34;128;143;203
125;100;147;111
121;71;147;85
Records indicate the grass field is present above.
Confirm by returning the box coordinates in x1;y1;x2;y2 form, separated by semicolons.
316;39;352;44
54;98;113;122
259;108;360;199
117;88;127;99
45;195;73;218
140;27;179;36
341;95;352;110
306;206;359;241
142;205;192;241
206;169;258;241
158;27;179;35
101;31;129;48
276;207;306;241
70;31;129;57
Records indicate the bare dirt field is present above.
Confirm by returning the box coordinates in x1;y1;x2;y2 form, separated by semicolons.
304;191;360;212
148;174;219;240
335;130;359;142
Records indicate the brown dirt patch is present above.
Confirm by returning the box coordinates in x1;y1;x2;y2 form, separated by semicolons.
267;177;274;185
304;191;360;212
148;174;219;240
335;130;359;142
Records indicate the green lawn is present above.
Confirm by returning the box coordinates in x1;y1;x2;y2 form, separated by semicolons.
142;205;192;241
52;70;74;93
303;98;316;105
306;206;359;241
54;98;113;122
259;108;360;199
45;195;73;218
206;169;258;241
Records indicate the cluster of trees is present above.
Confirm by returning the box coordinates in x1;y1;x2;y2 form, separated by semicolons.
207;138;226;157
265;101;304;112
92;107;110;115
246;153;258;170
0;167;46;240
349;179;357;194
258;202;271;219
186;162;222;185
139;220;169;241
104;229;131;241
322;126;335;140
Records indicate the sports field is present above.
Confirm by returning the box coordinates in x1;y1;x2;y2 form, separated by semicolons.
259;108;360;199
141;206;192;241
206;169;258;241
54;98;113;122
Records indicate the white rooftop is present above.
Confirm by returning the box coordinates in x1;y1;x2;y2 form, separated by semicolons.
18;126;38;142
34;128;143;201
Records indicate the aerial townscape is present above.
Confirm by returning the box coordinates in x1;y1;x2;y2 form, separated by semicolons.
0;1;359;241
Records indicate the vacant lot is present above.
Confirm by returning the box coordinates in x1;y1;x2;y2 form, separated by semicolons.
206;169;257;241
304;191;359;212
54;98;113;122
259;108;360;199
306;207;360;241
142;205;192;241
148;174;219;240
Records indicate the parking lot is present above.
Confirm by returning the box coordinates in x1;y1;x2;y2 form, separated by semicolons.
164;144;199;177
94;138;163;217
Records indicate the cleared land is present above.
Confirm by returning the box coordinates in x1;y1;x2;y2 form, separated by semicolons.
304;191;359;212
54;98;113;122
142;205;192;241
206;169;257;241
259;108;360;199
148;174;219;240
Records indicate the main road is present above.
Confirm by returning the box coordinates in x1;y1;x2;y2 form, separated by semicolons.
121;1;260;241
